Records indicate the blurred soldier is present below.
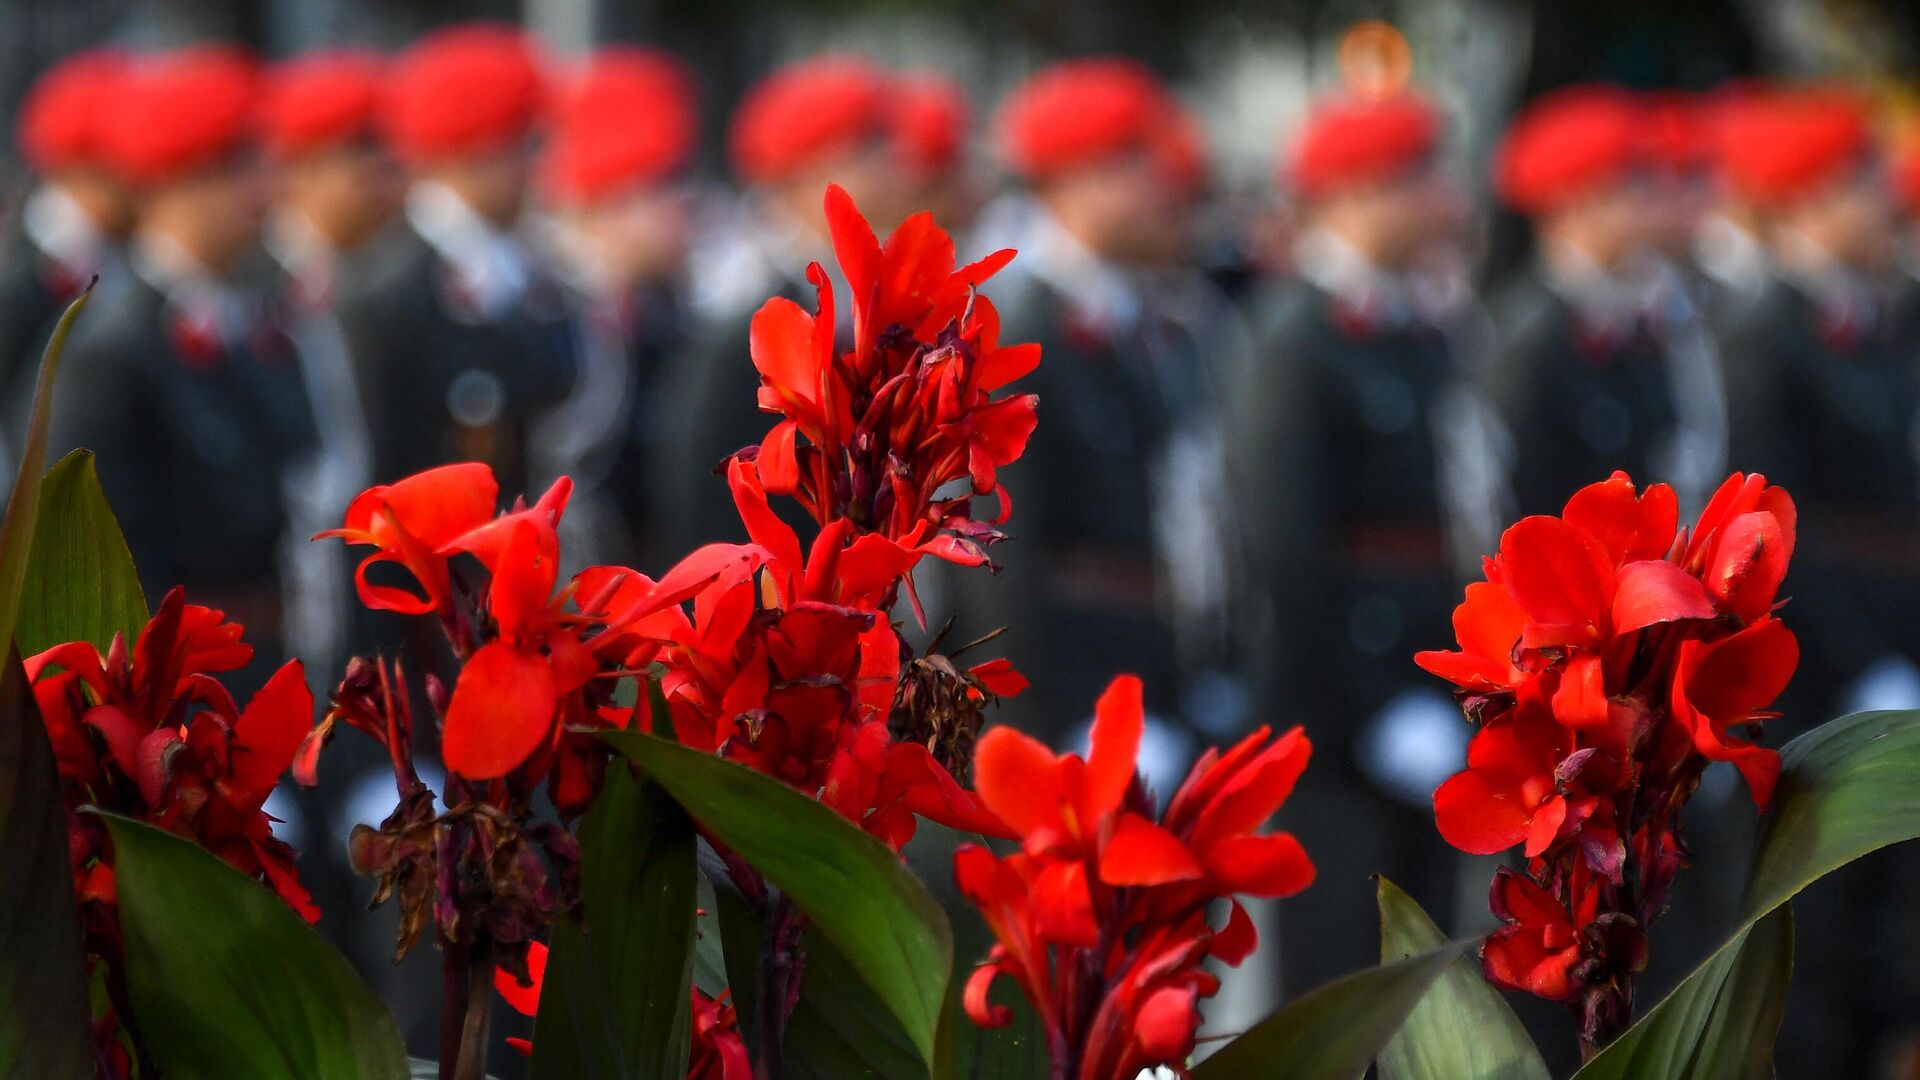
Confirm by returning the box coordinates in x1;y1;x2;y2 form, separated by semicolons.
1717;90;1913;717
1;50;132;446
662;56;969;555
1485;85;1689;514
339;24;574;496
538;46;699;569
1694;85;1778;327
972;58;1201;752
54;47;313;665
889;74;979;231
256;49;400;677
1227;89;1469;994
1716;88;1920;1080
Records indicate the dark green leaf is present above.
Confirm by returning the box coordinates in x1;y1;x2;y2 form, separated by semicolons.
1741;709;1920;920
532;766;697;1080
1192;940;1468;1079
101;813;408;1079
786;927;928;1080
602;731;953;1070
1572;905;1792;1080
1571;708;1920;1076
1375;878;1548;1080
0;652;92;1078
0;286;93;656
17;450;147;657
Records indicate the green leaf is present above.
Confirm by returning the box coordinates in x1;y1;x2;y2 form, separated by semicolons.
786;927;928;1080
1376;878;1548;1080
0;653;93;1078
1571;708;1920;1075
0;286;93;656
602;731;954;1071
1192;940;1468;1079
1741;709;1920;920
1572;905;1792;1080
101;813;408;1079
532;765;697;1080
16;450;147;657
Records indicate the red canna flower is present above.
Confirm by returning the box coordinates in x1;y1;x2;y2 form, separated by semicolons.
494;940;751;1078
28;588;316;1076
743;185;1039;614
957;675;1313;1079
316;461;501;616
1417;471;1798;1051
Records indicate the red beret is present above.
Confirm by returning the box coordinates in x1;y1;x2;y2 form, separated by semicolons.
890;74;969;178
98;47;257;188
18;49;126;173
382;24;544;165
1639;91;1711;175
1288;92;1441;198
729;56;889;184
1496;84;1645;215
258;51;384;162
997;58;1188;183
1716;88;1873;208
541;47;696;205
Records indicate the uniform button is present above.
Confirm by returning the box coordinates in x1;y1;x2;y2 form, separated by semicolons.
447;369;506;428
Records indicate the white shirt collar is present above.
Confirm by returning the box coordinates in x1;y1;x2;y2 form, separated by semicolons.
1293;228;1414;326
405;181;532;317
23;184;108;275
1009;204;1142;335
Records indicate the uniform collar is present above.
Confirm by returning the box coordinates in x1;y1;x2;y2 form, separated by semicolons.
131;230;255;355
264;209;340;309
406;181;533;318
1540;239;1640;337
1294;228;1415;330
1012;205;1142;337
23;184;109;278
1773;227;1879;338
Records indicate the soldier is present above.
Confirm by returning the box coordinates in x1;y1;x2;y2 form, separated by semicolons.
661;56;968;556
1;49;132;448
1226;88;1472;996
1484;85;1693;515
1715;87;1920;1080
53;46;314;677
337;23;574;497
971;59;1201;754
1716;89;1913;719
537;46;699;569
256;49;400;678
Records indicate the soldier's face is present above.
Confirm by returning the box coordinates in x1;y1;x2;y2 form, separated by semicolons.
580;182;691;286
142;158;264;275
279;143;402;252
1044;153;1193;267
426;148;531;227
52;168;134;239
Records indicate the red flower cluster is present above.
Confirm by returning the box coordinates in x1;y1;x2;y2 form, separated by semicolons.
956;675;1314;1079
1416;471;1797;1046
29;588;315;1075
32;588;317;922
315;461;762;805
745;183;1039;614
495;940;750;1079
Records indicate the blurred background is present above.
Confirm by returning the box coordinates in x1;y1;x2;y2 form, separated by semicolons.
5;0;1920;1076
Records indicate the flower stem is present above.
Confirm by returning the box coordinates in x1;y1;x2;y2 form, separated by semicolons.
440;933;494;1080
754;895;806;1080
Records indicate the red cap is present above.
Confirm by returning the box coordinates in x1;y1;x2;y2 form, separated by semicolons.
1640;91;1711;175
18;49;126;174
1495;84;1645;215
541;47;696;205
98;47;258;188
890;74;969;178
729;56;889;184
1288;92;1441;197
258;50;384;162
382;23;544;165
998;58;1196;186
1717;88;1873;208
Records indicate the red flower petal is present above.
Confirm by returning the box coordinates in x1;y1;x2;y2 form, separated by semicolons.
1433;768;1533;855
1083;674;1144;824
1703;510;1791;624
227;661;314;807
1099;811;1203;886
1610;559;1716;633
1211;898;1258;966
1132;984;1200;1063
494;940;547;1017
441;642;558;779
972;726;1065;838
1203;832;1316;897
1562;472;1678;565
1502;516;1613;647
